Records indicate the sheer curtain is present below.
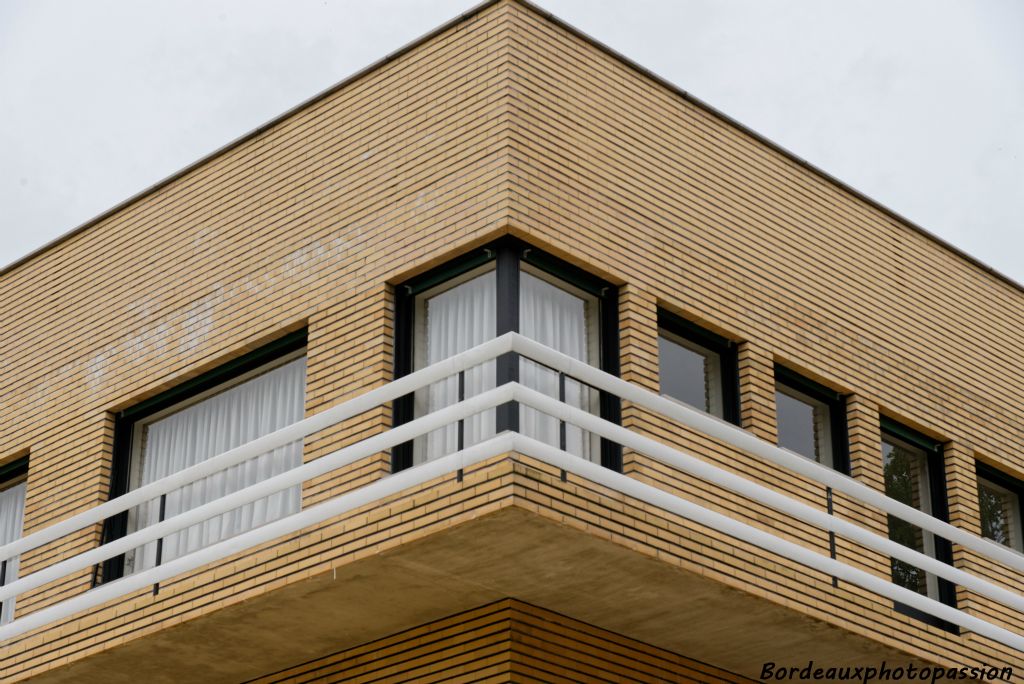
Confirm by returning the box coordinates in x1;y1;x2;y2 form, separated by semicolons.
416;271;496;463
519;272;590;460
134;356;306;571
0;482;26;625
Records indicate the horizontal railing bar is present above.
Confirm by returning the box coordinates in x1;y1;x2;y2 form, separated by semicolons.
513;385;1024;614
0;434;517;642
512;436;1024;654
508;334;1024;574
0;385;515;604
12;383;1017;624
521;354;601;393
3;334;1021;649
3;423;1022;652
11;332;1015;579
0;334;516;563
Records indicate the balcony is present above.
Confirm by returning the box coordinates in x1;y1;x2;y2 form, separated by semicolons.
1;334;1022;681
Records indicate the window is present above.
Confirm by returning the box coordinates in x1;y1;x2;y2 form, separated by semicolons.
0;457;27;626
657;311;738;423
774;367;848;472
394;238;620;470
411;264;497;463
101;331;307;582
880;419;956;629
976;463;1024;552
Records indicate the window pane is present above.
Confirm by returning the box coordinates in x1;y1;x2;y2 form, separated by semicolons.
424;271;497;362
133;356;306;571
978;478;1020;550
979;483;1010;545
519;271;592;460
882;437;935;598
658;333;722;417
0;482;26;625
775;384;831;466
416;270;497;463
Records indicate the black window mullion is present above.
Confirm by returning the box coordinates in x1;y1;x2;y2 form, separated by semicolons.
830;396;850;475
599;288;622;471
97;418;133;585
721;343;740;426
495;241;520;433
391;283;415;472
926;447;958;619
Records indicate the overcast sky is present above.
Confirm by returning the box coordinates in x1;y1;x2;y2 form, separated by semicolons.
1;0;1022;283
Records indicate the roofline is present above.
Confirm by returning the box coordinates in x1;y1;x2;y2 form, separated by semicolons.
3;0;1019;298
518;0;1023;295
0;0;503;279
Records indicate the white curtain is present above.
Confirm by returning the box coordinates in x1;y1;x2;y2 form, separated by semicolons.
134;356;306;571
0;482;26;625
519;272;590;460
415;271;496;463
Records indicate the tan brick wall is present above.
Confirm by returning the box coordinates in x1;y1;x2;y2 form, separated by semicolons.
737;342;778;443
0;0;1021;677
502;0;1024;666
2;0;517;622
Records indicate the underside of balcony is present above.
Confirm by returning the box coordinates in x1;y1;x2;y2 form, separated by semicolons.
27;453;934;684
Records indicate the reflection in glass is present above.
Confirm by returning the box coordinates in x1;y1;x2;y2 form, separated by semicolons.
978;478;1022;551
659;333;723;417
775;384;832;467
882;436;936;598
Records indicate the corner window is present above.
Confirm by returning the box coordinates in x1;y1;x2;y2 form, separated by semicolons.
880;419;956;629
0;457;27;626
976;464;1024;552
101;331;307;582
394;238;620;470
774;367;848;472
657;312;738;423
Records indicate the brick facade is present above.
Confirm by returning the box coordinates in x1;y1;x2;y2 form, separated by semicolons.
1;0;1021;679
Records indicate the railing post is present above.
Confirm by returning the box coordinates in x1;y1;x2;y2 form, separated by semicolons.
826;486;838;588
153;493;167;596
558;372;567;451
1;558;7;618
457;370;466;451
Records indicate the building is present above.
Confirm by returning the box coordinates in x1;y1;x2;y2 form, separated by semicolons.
0;0;1022;680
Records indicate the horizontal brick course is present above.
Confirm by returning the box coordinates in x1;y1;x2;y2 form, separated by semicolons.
1;0;1021;677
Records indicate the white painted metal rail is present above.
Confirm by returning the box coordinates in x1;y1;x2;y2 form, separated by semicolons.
0;333;1022;653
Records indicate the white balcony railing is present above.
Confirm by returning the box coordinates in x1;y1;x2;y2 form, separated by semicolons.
0;333;1023;653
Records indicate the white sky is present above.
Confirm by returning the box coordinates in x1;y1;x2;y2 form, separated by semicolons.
1;0;1022;282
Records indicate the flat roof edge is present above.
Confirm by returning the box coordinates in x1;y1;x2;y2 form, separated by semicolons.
0;0;505;280
515;0;1022;296
3;0;1019;298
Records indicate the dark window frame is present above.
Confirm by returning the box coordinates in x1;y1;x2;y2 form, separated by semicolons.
98;329;308;584
0;454;28;623
774;365;850;475
656;310;739;425
393;236;621;472
0;457;27;486
880;417;957;633
975;461;1024;551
